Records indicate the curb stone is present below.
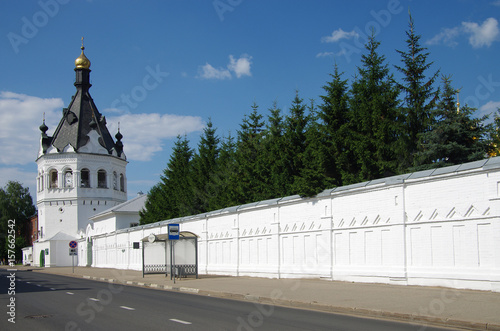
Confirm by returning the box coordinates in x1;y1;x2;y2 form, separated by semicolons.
180;287;199;293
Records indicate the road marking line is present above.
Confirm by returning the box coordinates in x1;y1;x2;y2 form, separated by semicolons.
50;288;56;291
89;298;99;301
120;306;135;310
26;282;31;284
170;319;192;325
36;284;42;287
66;292;74;295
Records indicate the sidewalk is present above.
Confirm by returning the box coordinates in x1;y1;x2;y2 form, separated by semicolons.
8;265;500;330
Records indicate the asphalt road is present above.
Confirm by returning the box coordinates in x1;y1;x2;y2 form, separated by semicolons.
0;269;458;331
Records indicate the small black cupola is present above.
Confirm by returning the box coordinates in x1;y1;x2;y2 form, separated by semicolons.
114;124;124;157
39;114;52;153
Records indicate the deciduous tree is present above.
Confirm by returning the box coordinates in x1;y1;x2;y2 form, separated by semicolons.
0;181;36;261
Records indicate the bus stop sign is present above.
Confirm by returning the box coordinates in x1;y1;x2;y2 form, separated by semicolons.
168;224;179;240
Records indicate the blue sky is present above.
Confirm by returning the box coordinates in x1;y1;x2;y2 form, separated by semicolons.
0;0;499;200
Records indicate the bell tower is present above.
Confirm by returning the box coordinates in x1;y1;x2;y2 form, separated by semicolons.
35;40;128;262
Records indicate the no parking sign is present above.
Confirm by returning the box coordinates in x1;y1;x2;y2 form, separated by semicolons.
69;241;78;272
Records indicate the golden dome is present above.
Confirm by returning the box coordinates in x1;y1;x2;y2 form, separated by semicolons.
75;40;91;69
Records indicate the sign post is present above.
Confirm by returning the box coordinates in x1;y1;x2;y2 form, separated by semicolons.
69;241;78;273
168;224;179;283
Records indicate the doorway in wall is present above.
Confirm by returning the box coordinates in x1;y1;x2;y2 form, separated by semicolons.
39;250;45;267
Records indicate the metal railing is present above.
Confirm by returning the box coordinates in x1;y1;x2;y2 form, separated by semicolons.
143;263;198;278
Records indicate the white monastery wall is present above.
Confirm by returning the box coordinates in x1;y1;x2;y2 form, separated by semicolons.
83;159;500;292
330;184;407;283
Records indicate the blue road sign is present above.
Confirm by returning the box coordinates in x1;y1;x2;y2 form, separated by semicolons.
168;224;179;240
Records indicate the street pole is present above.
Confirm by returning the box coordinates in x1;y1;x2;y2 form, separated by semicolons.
173;241;176;284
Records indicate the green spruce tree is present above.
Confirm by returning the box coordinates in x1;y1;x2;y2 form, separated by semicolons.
349;32;400;181
209;132;238;209
190;119;220;213
292;99;329;197
488;109;500;157
318;64;357;186
139;183;169;224
283;91;311;195
234;103;266;203
395;12;439;170
140;135;194;223
414;76;491;169
261;101;289;198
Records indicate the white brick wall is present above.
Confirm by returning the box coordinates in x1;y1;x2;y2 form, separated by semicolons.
85;158;500;292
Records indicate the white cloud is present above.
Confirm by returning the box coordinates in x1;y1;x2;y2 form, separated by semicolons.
106;113;204;161
198;63;232;80
104;107;128;115
228;54;252;78
197;54;253;80
426;27;461;47
0;91;62;165
316;52;334;58
427;17;499;48
0;91;204;199
321;28;359;43
479;100;500;116
316;50;350;58
0;90;204;168
462;17;499;48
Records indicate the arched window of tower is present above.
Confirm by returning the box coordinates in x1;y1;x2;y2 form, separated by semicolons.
37;171;43;191
81;168;90;188
113;171;118;190
120;173;125;192
49;169;58;188
97;169;107;188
